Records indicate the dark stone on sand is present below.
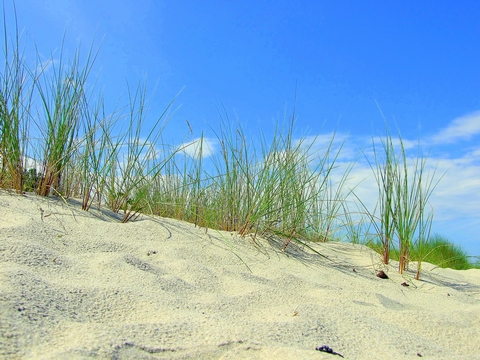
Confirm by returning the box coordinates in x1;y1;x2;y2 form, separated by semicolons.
376;270;389;279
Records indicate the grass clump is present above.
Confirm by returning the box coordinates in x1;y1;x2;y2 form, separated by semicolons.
0;8;31;193
366;234;477;270
358;124;441;279
35;43;98;197
413;234;475;270
201;113;349;246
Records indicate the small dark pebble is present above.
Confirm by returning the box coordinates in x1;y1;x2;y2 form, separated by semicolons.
417;353;422;357
317;346;333;353
401;282;409;287
315;345;344;358
376;270;389;279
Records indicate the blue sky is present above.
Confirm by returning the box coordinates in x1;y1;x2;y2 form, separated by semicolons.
6;1;480;256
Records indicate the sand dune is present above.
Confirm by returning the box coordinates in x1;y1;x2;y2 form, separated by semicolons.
1;191;479;359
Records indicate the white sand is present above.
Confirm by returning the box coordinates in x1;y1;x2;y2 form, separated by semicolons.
1;191;479;359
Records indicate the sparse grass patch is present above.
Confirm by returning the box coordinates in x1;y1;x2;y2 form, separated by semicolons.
357;126;441;278
2;7;477;274
35;42;98;197
365;234;477;270
412;234;475;270
0;10;31;193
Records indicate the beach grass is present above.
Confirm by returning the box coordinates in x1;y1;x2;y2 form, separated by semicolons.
0;7;30;193
1;10;476;275
352;112;443;277
366;234;479;271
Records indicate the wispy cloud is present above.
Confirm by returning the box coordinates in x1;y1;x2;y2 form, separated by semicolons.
178;137;216;159
33;58;56;76
431;111;480;144
371;136;418;151
298;132;356;161
429;155;480;220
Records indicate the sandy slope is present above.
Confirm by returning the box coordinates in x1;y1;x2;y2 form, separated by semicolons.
1;191;479;359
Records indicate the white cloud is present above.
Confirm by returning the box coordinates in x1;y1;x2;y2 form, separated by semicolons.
178;137;216;159
370;135;418;152
34;58;56;76
428;156;480;221
23;156;42;172
296;132;357;161
431;111;480;144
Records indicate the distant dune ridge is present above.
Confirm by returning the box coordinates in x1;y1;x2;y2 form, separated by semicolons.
1;191;479;359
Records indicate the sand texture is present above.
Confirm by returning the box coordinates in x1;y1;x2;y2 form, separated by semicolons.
1;191;479;359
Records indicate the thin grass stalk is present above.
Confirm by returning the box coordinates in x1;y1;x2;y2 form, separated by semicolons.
373;133;397;264
357;132;397;265
393;137;441;273
412;152;440;278
415;207;433;279
395;137;415;272
79;97;120;210
209;115;252;232
79;102;99;209
312;139;353;243
0;4;32;192
342;201;374;245
108;83;179;222
190;133;205;226
236;120;291;237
